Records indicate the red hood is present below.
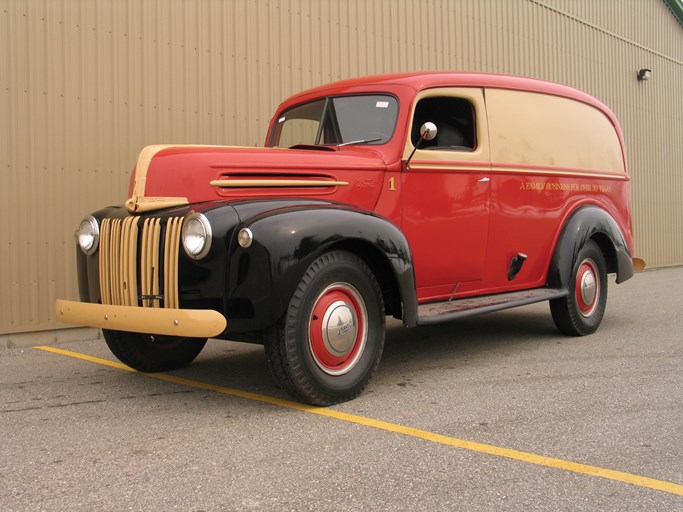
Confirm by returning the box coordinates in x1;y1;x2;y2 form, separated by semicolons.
126;145;389;213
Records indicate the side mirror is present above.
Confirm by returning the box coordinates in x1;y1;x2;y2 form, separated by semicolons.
405;122;438;171
420;122;438;141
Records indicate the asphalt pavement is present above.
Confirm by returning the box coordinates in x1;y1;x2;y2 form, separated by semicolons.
1;266;681;511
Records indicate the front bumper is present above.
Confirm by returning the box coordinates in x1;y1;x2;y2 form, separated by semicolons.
55;299;227;338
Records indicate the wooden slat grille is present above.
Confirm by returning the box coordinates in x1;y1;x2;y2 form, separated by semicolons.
99;216;182;308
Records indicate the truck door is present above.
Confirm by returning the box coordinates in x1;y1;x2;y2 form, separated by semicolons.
401;88;492;301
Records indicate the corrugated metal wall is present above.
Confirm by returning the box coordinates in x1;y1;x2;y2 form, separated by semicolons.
1;0;681;335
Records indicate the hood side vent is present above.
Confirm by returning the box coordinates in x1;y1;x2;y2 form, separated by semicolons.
210;172;348;193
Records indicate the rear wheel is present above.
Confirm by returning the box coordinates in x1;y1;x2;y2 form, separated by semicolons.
264;250;385;405
550;240;607;336
102;329;207;372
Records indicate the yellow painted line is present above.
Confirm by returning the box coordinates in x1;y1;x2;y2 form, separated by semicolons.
35;345;683;497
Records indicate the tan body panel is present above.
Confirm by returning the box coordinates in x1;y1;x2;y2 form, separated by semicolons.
485;89;625;175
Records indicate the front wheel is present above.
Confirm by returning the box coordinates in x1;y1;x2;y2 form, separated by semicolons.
550;240;607;336
102;329;207;372
264;250;385;406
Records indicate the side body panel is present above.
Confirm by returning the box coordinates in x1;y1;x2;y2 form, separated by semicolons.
480;88;633;294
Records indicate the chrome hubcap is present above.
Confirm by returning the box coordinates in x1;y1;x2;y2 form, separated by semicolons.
576;259;600;317
580;270;596;306
321;300;358;357
309;283;368;376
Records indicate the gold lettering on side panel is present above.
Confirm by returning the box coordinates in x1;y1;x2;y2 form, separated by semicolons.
519;182;612;193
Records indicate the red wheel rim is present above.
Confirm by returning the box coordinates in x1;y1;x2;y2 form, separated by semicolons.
575;258;599;317
308;283;368;376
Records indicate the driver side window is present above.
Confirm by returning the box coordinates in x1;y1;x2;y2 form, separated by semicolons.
411;97;476;151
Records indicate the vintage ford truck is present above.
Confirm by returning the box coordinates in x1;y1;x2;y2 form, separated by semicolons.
57;72;640;405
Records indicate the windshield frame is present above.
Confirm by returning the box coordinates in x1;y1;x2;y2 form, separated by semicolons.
267;93;399;148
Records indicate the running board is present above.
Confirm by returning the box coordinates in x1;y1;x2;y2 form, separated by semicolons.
416;288;568;325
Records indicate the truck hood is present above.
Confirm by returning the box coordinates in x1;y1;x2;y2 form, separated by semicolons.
125;144;389;213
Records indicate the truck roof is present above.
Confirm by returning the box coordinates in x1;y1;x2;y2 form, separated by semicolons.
283;72;615;120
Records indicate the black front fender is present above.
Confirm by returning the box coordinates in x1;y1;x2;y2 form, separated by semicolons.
225;204;417;333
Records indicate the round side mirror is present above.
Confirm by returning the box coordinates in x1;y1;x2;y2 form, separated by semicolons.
420;122;438;141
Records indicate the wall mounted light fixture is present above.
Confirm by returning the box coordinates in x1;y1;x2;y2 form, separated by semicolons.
637;68;652;81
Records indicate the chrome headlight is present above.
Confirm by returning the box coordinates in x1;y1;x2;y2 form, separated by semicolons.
182;212;212;259
75;216;99;255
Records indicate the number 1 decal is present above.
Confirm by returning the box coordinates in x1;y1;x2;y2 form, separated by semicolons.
389;177;396;191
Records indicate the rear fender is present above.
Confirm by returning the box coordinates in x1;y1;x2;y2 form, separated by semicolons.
548;206;634;289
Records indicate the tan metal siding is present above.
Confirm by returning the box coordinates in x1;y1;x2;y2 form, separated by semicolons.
542;0;683;61
1;0;681;334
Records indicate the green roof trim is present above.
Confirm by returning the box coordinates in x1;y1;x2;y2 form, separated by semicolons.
663;0;683;27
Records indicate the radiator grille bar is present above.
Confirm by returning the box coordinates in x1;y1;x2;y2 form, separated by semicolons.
163;217;184;309
99;216;183;309
140;218;161;308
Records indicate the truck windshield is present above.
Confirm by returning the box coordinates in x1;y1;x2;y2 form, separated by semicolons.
268;95;398;148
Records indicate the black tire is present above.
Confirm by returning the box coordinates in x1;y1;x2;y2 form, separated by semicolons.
264;250;385;405
550;240;608;336
263;322;298;397
102;329;207;372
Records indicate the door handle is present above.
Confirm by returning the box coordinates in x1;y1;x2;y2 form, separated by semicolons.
478;177;490;183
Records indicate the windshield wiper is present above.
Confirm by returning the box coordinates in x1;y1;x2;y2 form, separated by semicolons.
336;138;382;148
